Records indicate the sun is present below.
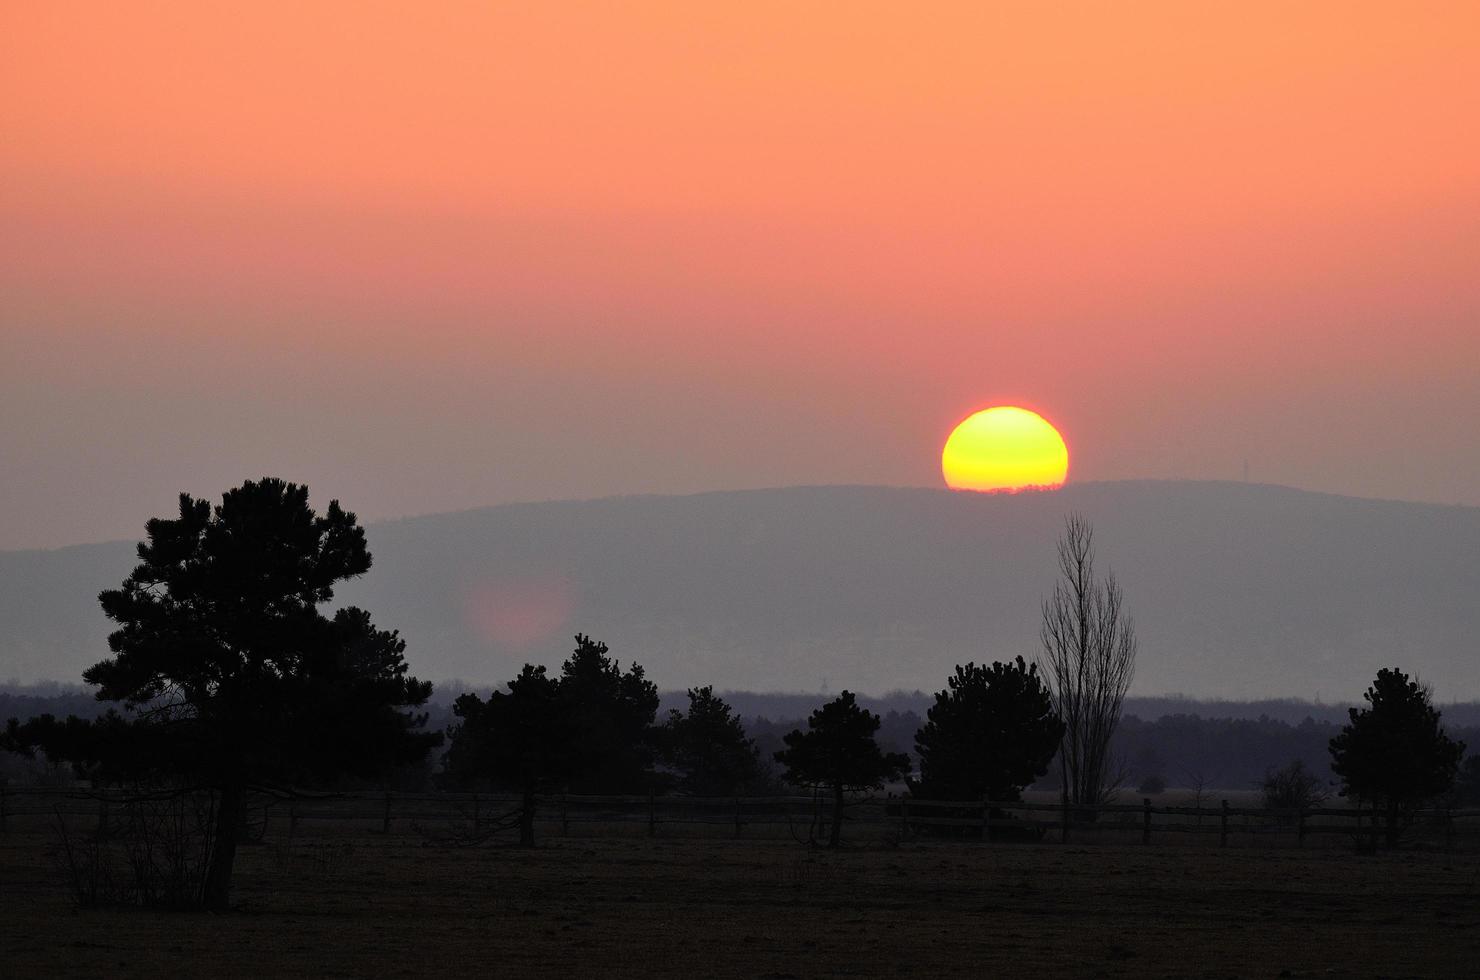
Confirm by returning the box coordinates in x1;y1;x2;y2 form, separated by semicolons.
941;406;1069;493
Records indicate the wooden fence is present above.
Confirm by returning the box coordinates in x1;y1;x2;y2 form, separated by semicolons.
896;797;1480;848
4;786;1479;848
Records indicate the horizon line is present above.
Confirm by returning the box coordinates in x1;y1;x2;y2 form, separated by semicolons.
7;476;1475;555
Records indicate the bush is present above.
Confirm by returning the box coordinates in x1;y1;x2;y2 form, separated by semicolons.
1260;760;1329;811
51;791;217;908
1136;774;1167;795
1454;755;1480;806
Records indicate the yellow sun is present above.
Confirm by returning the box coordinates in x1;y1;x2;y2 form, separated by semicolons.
941;406;1069;493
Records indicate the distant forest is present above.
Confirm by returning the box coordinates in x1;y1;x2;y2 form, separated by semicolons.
6;683;1477;793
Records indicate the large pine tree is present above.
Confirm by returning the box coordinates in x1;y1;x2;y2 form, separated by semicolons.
4;479;439;908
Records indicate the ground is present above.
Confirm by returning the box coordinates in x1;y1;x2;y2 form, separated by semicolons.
2;830;1478;978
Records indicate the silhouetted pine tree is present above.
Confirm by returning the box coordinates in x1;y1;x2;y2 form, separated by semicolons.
775;692;909;846
1329;667;1463;846
557;635;659;794
442;634;658;843
658;686;762;796
2;479;439;909
443;664;568;846
910;657;1063;803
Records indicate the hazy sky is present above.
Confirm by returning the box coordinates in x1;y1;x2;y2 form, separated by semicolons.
3;2;1478;550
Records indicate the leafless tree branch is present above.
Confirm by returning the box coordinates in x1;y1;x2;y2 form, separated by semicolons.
1038;514;1137;807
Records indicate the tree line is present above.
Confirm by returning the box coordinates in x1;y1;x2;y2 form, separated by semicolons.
1;478;1472;910
12;688;1472;800
9;686;1473;801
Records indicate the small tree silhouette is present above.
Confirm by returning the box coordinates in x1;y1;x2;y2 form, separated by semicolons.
910;657;1063;804
443;634;658;843
774;692;909;847
2;479;439;909
556;634;659;794
1329;668;1464;847
658;686;762;796
443;665;568;846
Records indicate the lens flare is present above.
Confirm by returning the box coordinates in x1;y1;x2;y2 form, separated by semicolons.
463;575;574;651
941;406;1068;493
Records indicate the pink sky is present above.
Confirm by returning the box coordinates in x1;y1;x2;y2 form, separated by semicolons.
2;2;1478;549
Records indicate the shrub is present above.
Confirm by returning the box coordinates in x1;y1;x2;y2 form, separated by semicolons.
1260;760;1329;811
50;791;216;909
1136;774;1167;795
1453;755;1480;806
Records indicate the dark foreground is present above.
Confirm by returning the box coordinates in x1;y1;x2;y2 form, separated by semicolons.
3;832;1478;978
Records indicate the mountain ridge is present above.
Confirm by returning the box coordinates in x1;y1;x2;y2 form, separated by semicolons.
2;481;1476;699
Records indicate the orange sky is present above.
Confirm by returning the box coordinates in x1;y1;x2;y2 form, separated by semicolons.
2;2;1479;548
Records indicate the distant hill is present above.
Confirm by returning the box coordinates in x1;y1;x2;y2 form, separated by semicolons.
2;481;1477;699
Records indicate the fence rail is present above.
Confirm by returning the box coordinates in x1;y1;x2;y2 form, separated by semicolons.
3;785;1478;848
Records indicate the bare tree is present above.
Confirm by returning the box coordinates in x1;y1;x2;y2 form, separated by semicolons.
1179;765;1218;824
1039;514;1137;807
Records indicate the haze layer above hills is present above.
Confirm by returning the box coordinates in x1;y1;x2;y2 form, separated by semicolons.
2;482;1476;700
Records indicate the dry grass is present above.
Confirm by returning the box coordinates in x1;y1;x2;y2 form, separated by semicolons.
3;828;1479;978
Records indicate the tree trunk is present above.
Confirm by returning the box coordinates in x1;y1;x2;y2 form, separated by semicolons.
520;788;536;848
203;782;243;911
829;785;844;848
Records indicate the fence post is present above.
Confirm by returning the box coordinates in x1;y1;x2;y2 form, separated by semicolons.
98;798;110;839
0;786;7;834
733;797;742;839
1297;807;1306;847
1220;799;1229;847
561;794;569;837
1142;798;1152;844
382;792;392;834
900;799;909;839
1061;795;1070;844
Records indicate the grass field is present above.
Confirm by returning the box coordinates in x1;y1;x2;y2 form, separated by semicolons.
3;829;1478;978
